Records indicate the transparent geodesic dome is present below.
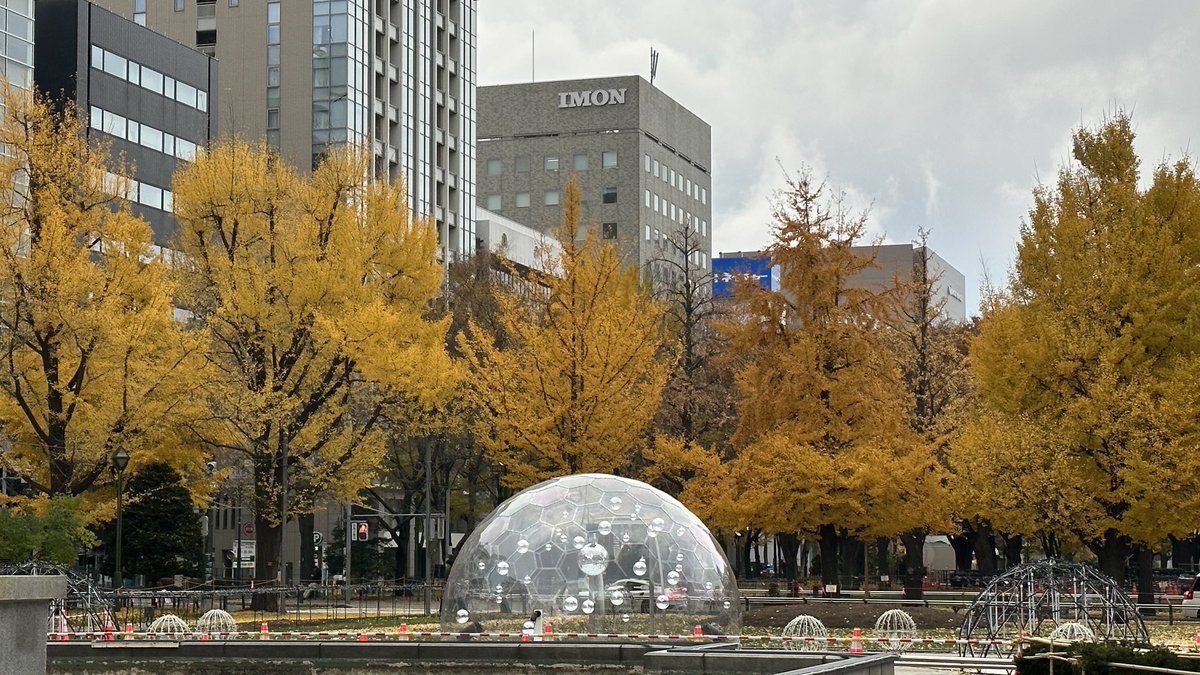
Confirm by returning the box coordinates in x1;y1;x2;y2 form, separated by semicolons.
441;473;740;635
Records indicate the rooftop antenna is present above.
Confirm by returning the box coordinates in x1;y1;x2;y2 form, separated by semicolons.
650;46;659;85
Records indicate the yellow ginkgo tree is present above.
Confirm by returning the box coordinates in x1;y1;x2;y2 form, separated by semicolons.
0;87;207;511
461;176;667;488
961;115;1200;588
172;141;455;591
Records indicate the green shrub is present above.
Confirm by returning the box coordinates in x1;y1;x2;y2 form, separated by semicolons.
1017;642;1200;675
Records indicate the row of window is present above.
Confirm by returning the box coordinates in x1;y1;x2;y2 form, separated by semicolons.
645;153;706;205
90;106;199;163
486;151;617;177
486;187;617;210
644;189;708;236
103;171;175;213
90;45;209;113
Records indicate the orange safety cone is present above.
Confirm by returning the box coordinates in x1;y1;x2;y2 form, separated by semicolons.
124;622;134;640
849;627;863;654
693;625;703;638
260;622;269;641
102;616;115;642
398;623;409;642
1194;633;1200;652
357;633;368;642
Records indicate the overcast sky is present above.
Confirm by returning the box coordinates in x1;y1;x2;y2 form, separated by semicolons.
477;1;1200;314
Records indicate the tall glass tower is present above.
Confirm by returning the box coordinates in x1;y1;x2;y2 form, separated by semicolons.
91;0;477;259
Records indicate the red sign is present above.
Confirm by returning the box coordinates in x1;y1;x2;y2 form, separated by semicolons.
242;522;255;538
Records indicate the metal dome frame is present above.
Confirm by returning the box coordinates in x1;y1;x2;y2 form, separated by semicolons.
0;561;116;634
958;558;1148;657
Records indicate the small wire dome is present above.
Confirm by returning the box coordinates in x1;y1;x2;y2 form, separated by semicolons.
1049;622;1096;644
441;473;740;634
874;608;919;652
959;558;1148;657
195;609;237;634
781;614;828;651
147;614;190;636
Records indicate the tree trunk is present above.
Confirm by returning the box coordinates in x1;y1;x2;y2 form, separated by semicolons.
1091;529;1131;587
949;526;976;572
899;530;927;601
818;524;839;592
250;513;280;611
777;532;801;581
1135;547;1155;614
838;533;862;589
875;537;890;585
973;521;996;577
298;513;316;582
1002;534;1023;569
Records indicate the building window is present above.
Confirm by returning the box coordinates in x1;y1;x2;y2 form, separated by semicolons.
134;0;146;24
485;194;501;210
602;151;617;169
686;178;692;196
544;191;560;206
652;194;659;212
602;187;617;204
645;154;651;172
175;0;184;9
544;156;559;172
573;153;588;171
701;187;707;205
602;223;617;240
645;189;650;208
644;225;651;241
652;159;660;178
486;159;501;176
669;203;676;220
515;192;530;208
515;156;530;173
229;0;239;5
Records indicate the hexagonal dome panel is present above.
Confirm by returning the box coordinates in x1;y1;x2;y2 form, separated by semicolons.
440;473;740;635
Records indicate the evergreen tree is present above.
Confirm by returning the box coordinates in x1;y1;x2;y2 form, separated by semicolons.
102;463;202;584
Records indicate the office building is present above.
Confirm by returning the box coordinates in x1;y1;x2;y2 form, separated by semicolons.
477;76;712;285
718;243;967;322
34;0;217;243
91;0;478;260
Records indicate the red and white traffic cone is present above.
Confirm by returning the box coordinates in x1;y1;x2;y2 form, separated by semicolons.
693;625;703;639
260;622;269;641
102;616;115;642
849;627;863;654
124;622;134;640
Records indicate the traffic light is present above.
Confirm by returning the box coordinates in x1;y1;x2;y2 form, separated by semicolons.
352;521;369;541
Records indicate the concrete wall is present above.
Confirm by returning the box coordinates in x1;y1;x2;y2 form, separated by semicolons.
48;641;896;675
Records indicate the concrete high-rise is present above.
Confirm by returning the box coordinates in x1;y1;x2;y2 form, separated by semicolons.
477;76;712;285
91;0;478;259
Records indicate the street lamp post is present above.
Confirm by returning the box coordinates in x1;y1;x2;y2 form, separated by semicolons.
112;448;130;589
